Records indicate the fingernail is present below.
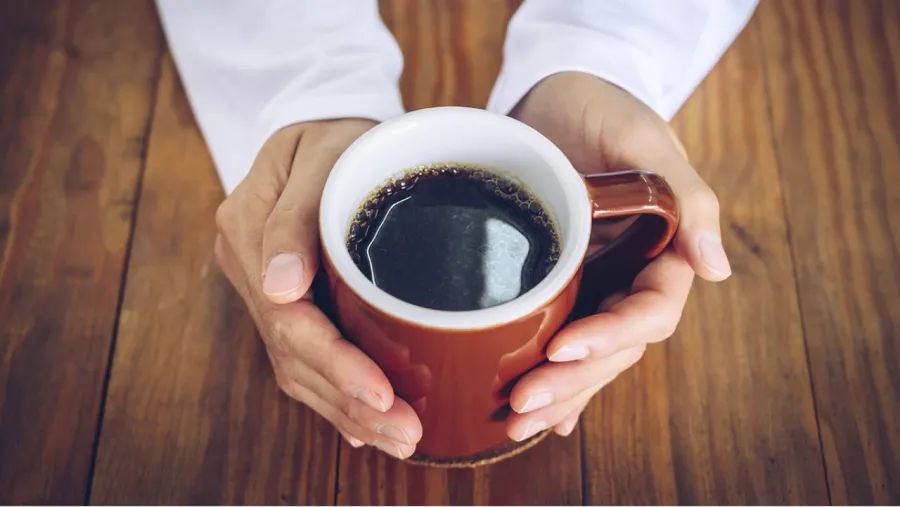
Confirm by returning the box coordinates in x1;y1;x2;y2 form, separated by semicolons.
517;421;548;442
345;435;365;448
353;387;387;412
377;423;411;445
352;387;387;412
517;392;554;414
556;423;576;437
556;417;579;437
263;253;305;296
373;440;407;459
699;234;731;278
549;345;589;362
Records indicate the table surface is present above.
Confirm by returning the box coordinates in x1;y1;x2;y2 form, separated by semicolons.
1;0;898;504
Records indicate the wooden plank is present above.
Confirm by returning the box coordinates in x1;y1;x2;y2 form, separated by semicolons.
337;1;582;505
0;0;162;503
580;14;830;504
758;0;900;503
381;0;522;110
337;435;581;505
88;56;338;505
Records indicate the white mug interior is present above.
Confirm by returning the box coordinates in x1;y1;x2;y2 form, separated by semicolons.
319;106;592;330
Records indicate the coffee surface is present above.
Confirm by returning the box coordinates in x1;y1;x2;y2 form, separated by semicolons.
346;164;559;311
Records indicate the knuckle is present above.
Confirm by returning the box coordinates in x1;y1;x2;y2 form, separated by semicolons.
625;344;648;365
334;395;354;419
215;199;235;233
345;399;366;422
262;311;294;355
689;186;721;217
249;185;279;209
652;317;679;341
618;110;666;147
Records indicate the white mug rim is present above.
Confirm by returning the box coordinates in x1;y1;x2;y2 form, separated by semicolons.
319;106;591;330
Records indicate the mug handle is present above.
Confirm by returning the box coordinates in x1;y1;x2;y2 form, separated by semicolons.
571;170;680;319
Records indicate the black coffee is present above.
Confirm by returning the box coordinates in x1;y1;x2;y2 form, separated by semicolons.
346;164;560;311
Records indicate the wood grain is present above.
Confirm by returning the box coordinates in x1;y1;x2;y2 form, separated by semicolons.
337;436;581;505
88;57;338;505
579;14;830;504
381;0;522;110
0;0;162;503
2;0;897;504
336;2;581;505
758;0;900;503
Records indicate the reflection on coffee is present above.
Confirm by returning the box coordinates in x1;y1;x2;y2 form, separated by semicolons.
346;164;560;311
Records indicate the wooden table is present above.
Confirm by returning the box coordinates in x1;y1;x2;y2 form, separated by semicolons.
1;0;898;504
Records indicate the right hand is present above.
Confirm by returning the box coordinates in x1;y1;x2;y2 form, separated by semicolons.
214;119;423;459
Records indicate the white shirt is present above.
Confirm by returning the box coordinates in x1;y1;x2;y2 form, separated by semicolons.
155;0;758;194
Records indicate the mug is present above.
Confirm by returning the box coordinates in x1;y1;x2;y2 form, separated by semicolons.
319;106;678;465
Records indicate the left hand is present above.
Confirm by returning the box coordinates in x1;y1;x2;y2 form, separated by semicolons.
504;71;732;440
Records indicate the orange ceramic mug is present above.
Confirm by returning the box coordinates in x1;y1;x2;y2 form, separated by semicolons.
319;107;678;464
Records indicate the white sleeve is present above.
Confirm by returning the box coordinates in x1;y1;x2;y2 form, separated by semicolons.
487;0;759;121
155;1;405;193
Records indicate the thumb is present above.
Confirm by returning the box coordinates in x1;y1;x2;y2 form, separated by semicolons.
666;124;731;282
671;173;732;282
261;136;338;303
261;186;322;305
660;125;732;282
614;122;731;282
261;120;375;304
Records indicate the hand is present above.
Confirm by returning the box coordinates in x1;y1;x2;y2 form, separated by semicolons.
504;72;732;440
214;119;423;459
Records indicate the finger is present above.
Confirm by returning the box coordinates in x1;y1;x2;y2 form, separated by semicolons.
274;371;416;459
547;249;693;362
345;395;423;448
324;387;424;456
217;125;306;296
507;384;598;442
606;116;731;281
650;154;730;282
261;120;374;304
261;300;426;459
340;431;365;448
290;364;423;448
554;398;589;437
510;345;645;413
660;123;729;281
670;175;732;282
554;411;580;437
320;375;423;449
265;301;397;413
337;300;433;401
